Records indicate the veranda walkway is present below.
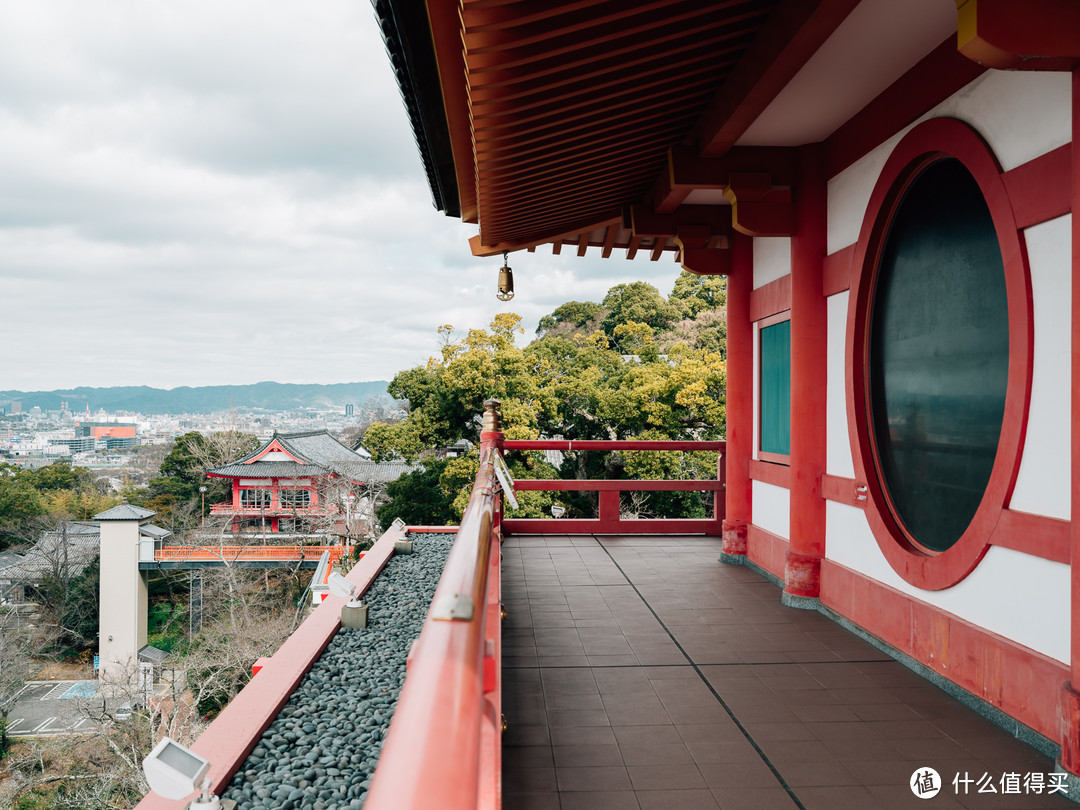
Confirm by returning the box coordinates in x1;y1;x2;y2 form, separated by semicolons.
502;535;1072;810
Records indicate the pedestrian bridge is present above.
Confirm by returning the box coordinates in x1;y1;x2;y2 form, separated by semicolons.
138;544;350;570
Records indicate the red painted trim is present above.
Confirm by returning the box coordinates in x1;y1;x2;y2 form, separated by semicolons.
787;145;828;598
749;459;790;488
1070;69;1080;695
756;450;790;466
502;518;722;536
846;118;1034;591
746;524;788;581
821;474;866;509
248;439;303;464
820;559;1067;744
1003;144;1071;229
749;274;791;322
504;440;725;451
134;527;403;810
406;526;459;534
513;479;723;492
990;509;1069;564
726;234;754;526
957;0;1080;72
824;39;986;179
823;244;856;296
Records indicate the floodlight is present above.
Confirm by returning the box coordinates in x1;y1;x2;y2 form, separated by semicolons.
391;517;406;531
327;571;357;600
143;736;210;801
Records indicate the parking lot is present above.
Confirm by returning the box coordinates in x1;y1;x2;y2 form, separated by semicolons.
6;680;103;737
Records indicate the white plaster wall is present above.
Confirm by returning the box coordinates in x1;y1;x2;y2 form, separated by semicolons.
826;501;1069;663
752;237;791;289
826;291;855;478
752;479;789;539
1010;215;1072;520
828;70;1072;254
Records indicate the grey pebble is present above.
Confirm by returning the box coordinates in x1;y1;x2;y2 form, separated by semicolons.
222;534;450;810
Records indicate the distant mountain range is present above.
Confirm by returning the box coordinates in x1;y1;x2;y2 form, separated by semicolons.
0;381;390;415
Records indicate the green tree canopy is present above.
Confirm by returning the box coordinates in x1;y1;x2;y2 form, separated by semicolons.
601;281;678;336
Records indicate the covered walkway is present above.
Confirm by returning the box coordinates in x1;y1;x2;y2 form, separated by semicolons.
502;535;1071;810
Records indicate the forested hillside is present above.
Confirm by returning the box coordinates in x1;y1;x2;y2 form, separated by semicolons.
369;273;727;526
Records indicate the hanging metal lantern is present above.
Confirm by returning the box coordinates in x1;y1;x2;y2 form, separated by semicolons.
497;251;514;301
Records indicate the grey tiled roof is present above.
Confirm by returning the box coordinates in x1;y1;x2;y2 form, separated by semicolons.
140;524;173;540
206;460;332;478
94;503;156;521
206;430;383;482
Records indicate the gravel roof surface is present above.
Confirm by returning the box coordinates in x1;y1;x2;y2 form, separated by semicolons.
221;532;452;810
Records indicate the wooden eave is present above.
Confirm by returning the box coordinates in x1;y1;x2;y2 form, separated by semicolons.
418;0;859;257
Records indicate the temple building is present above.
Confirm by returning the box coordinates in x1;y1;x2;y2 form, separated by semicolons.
205;430;409;536
375;0;1080;777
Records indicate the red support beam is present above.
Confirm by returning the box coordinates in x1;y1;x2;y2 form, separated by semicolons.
1063;67;1080;778
783;146;828;604
722;233;753;561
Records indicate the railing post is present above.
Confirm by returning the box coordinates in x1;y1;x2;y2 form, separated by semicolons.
480;399;505;535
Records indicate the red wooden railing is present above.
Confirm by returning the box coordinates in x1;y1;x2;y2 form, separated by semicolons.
154;545;348;565
502;439;725;535
208;503;330;516
364;435;502;810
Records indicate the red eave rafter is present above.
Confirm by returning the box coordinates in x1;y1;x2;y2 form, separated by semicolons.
451;0;783;251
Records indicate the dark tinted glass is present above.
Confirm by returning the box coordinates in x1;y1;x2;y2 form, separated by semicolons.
760;320;790;455
868;159;1008;552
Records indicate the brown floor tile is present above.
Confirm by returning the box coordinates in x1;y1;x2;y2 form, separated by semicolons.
708;786;799;809
503;766;557;793
794;785;877;810
627;764;707;791
618;742;695;766
553;743;624;768
501;535;1065;810
556;765;634;792
559;791;641;810
636;788;720;809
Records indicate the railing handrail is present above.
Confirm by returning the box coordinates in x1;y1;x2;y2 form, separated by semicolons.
363;443;499;810
505;439;725;451
154;545;344;561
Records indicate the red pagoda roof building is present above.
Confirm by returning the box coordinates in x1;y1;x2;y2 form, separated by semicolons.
204;430;407;536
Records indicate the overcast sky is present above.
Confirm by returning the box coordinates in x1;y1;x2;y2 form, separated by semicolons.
0;1;682;392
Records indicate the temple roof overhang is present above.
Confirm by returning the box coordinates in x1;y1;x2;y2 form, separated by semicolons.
374;0;1079;267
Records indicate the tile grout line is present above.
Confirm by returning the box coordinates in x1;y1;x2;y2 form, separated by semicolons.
594;536;809;810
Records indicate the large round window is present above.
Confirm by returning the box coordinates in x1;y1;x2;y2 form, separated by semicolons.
868;158;1008;552
847;118;1032;590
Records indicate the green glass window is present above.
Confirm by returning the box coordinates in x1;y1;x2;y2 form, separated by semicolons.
868;158;1008;552
760;319;791;457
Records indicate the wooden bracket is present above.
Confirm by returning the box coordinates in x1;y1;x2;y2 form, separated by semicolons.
956;0;1080;71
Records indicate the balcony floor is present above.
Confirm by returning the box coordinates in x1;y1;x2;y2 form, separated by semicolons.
502;535;1071;810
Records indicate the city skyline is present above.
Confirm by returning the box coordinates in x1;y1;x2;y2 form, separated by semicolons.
0;1;681;392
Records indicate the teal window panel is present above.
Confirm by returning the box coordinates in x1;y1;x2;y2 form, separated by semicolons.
760;319;791;456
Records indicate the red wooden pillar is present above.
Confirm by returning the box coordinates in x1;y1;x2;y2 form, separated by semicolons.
722;233;753;562
479;399;506;535
783;145;828;607
1061;67;1080;778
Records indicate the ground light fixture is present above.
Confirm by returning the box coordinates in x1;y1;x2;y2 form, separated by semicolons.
143;736;235;809
551;504;566;518
497;251;514;300
329;571;369;629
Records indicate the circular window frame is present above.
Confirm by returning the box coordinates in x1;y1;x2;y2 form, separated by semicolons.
845;117;1033;591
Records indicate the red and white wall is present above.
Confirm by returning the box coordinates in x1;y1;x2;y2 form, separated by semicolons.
741;66;1074;749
